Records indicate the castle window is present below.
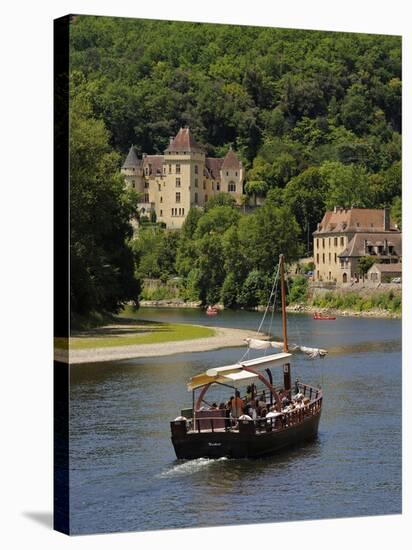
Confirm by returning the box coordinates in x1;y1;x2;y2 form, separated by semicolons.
144;181;149;188
158;184;161;191
329;253;331;263
148;164;152;175
322;239;325;248
217;183;220;191
176;164;181;174
176;178;181;187
179;208;181;216
316;239;319;249
163;167;166;174
340;237;344;246
316;253;319;264
182;208;185;215
235;172;237;176
160;210;163;216
194;165;198;175
334;237;338;246
194;192;198;204
160;196;163;203
335;253;337;263
168;164;172;174
322;253;325;264
145;167;149;176
176;192;181;203
228;182;236;192
195;178;198;187
144;193;149;203
328;237;331;247
132;168;135;171
226;171;229;176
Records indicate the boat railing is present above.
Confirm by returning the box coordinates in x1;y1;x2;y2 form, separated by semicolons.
171;393;322;437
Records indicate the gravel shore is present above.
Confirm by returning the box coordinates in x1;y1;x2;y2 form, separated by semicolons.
55;326;261;365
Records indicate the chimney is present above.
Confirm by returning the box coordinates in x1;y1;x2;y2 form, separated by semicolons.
383;207;390;231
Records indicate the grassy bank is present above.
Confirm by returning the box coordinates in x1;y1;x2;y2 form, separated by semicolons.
311;290;401;314
55;319;214;350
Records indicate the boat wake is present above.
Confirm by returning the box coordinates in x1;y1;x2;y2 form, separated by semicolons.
157;457;228;478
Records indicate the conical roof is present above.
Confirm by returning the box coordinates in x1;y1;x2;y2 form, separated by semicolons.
122;145;140;169
222;147;241;170
165;127;205;153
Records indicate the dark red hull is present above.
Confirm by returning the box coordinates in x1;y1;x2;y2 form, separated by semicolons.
171;408;321;459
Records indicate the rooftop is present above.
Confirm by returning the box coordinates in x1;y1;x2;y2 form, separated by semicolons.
314;207;399;235
165;127;205;154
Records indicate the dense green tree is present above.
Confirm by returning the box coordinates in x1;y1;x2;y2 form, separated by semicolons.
69;91;140;321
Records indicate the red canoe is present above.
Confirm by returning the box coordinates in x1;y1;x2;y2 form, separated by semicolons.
313;312;336;320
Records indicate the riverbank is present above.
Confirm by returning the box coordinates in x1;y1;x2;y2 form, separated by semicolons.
137;299;401;319
286;303;401;319
55;324;261;364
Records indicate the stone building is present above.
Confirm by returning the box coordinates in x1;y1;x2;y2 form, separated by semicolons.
313;207;401;283
121;127;244;229
367;262;402;283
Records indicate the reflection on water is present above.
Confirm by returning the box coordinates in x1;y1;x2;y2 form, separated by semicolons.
69;309;401;534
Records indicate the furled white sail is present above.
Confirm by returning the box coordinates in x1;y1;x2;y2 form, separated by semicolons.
245;338;327;358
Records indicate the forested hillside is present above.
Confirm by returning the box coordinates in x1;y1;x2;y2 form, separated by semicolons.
69;16;402;314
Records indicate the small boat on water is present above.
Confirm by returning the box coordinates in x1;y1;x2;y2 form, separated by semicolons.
313;312;336;321
170;255;327;459
206;305;219;316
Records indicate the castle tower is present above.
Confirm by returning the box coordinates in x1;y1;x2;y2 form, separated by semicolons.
121;145;144;193
162;128;206;228
220;147;244;204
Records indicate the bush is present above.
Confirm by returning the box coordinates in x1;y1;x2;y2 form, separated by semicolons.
287;275;308;304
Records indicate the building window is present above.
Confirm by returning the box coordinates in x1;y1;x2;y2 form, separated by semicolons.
316;253;319;264
329;253;331;263
323;239;325;248
176;164;181;174
160;196;163;203
148;164;152;175
144;193;149;203
322;253;325;263
163;167;166;174
340;237;344;246
316;239;319;249
176;192;181;203
144;181;149;188
179;208;181;216
194;165;198;175
168;164;172;174
317;270;320;280
228;182;236;192
195;178;198;187
182;208;185;215
160;210;163;216
235;171;238;176
217;182;220;191
176;178;181;187
226;171;229;176
334;237;338;246
335;253;337;263
145;167;149;176
158;183;161;191
205;194;208;202
194;192;198;204
328;237;331;247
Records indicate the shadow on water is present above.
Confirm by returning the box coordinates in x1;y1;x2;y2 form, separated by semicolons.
328;339;401;356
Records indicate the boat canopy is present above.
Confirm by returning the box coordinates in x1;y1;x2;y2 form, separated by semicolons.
187;352;292;391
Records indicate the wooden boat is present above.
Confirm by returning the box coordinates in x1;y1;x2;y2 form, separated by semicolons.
170;255;325;459
313;312;336;321
206;305;219;316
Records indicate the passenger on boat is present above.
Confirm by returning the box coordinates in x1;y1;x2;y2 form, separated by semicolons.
231;391;244;418
218;402;226;410
209;402;218;410
246;399;258;420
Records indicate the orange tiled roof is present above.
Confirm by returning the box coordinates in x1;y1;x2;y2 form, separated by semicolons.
314;208;399;235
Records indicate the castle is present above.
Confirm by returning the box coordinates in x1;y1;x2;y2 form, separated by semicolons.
121;127;244;229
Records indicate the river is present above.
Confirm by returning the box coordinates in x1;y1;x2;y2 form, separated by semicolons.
69;309;401;534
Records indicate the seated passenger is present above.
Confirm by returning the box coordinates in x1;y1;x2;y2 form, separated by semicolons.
238;414;252;421
209;402;218;410
218;402;226;410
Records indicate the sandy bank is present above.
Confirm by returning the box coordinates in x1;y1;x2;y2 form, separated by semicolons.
55;326;261;365
286;304;401;319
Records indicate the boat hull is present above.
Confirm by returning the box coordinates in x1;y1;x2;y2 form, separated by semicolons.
171;409;321;459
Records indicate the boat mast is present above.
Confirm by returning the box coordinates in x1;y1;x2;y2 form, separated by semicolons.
279;254;288;352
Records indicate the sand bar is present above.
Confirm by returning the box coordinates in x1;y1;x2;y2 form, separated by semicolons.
55;326;261;365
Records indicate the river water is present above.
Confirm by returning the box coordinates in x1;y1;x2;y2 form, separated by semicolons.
69;309;401;534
